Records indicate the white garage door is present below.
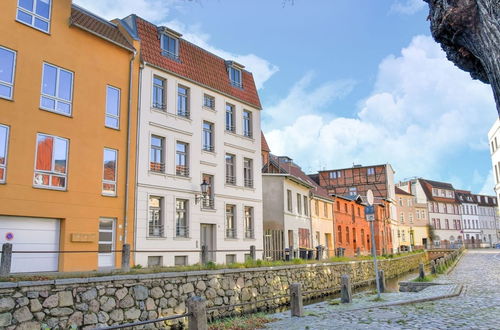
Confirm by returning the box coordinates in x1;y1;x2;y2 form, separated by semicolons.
0;216;60;273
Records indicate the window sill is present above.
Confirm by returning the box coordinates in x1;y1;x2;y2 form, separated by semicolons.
151;106;167;113
173;237;191;240
202;106;216;113
146;236;167;240
0;96;14;102
202;149;216;156
39;107;73;118
224;130;255;142
102;193;117;198
105;125;120;131
224;183;238;188
149;170;167;176
201;208;217;213
243;238;256;241
174;175;191;181
33;185;67;192
224;238;239;241
243;186;255;191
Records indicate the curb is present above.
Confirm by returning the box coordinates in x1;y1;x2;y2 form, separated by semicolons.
444;249;465;275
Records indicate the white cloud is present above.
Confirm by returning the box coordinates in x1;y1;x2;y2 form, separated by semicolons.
161;20;279;90
390;0;426;15
479;170;495;195
74;0;175;21
264;35;497;186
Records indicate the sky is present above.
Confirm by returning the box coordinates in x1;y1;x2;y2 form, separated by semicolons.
75;0;498;195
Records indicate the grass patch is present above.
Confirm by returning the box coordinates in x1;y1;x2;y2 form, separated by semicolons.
328;299;340;305
370;296;385;302
208;313;275;330
305;311;320;317
413;275;435;282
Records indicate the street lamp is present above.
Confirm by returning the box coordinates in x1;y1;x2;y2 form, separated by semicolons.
195;179;209;204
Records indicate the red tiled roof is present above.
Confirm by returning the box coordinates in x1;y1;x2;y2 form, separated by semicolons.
395;187;413;196
261;131;270;152
419;179;457;203
134;17;262;109
70;5;134;51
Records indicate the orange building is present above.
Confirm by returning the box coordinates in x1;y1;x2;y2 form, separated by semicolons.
332;195;371;257
0;0;138;272
373;200;393;255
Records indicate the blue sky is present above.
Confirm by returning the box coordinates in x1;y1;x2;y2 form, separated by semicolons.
76;0;498;194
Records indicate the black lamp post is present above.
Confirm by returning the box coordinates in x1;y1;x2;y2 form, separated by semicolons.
195;179;209;204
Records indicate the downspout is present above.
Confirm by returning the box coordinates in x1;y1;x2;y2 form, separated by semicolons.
123;49;137;246
133;63;144;262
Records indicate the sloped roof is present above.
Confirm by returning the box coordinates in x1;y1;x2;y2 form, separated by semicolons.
395;187;413;196
419;179;457;203
473;194;498;207
261;131;270;152
129;16;261;109
70;5;134;51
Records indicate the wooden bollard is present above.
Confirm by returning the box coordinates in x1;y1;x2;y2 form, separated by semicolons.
378;270;386;293
290;283;304;317
340;275;352;303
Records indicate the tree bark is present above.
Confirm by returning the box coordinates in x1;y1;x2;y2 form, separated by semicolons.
425;0;500;115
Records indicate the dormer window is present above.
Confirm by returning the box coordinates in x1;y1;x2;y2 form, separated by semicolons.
226;61;244;88
159;27;182;61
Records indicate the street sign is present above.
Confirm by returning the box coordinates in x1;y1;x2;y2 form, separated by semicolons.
366;214;375;222
365;205;375;222
367;189;374;206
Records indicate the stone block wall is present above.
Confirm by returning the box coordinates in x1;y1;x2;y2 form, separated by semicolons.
0;252;427;329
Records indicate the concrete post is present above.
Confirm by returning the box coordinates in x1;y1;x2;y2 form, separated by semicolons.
430;260;436;274
250;245;256;261
340;275;352;303
290;283;304;317
378;270;386;293
187;296;208;330
121;244;131;272
0;243;12;277
201;245;208;264
356;248;360;257
419;262;425;279
315;246;323;260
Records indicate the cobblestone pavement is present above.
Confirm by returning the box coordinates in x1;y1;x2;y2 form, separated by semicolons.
266;249;500;329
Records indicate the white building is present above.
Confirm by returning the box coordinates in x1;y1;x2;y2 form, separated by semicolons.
488;119;500;203
123;16;263;266
456;190;481;244
475;194;499;247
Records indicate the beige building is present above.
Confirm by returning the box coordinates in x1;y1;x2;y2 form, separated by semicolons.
310;184;335;257
395;186;429;250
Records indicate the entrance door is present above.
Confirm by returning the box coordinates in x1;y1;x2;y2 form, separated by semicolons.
200;224;216;262
98;218;115;269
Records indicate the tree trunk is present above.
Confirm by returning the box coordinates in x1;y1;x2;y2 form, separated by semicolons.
425;0;500;115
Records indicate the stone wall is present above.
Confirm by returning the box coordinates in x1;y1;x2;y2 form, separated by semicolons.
0;252;427;329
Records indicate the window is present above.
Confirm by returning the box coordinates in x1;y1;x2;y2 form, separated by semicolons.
409;213;413;223
226;254;237;264
244;158;253;188
445;219;449;229
346;227;350;244
176;199;188;237
336;201;340;210
299;228;310;248
104;86;121;129
367;167;375;175
148;256;162;268
324;203;328;217
243;110;252;137
329;171;341;179
148;196;163;237
225;154;236;184
177;86;189;118
361;229;365;247
400;212;404;223
244;206;254;238
174;256;187;266
102;148;117;196
348;187;357;196
150;135;165;172
225;103;235;132
315;200;319;216
33;133;68;189
40;63;73;115
0;124;9;183
229;66;242;88
337;226;342;243
175;142;189;176
17;0;52;33
303;196;309;216
287;189;292;212
203;94;215;109
297;193;302;214
152;76;166;109
161;33;179;60
225;204;236;238
0;47;16;100
202;122;214;152
202;174;214;209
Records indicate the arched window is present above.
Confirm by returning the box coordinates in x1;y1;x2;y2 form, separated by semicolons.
337;226;342;243
352;228;356;244
361;229;365;247
346;227;350;244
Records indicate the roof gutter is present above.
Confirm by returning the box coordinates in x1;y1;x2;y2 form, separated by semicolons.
70;22;135;52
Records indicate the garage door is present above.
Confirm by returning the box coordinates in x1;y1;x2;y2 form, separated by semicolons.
0;216;60;273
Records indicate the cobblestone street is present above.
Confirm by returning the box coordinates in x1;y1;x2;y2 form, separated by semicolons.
266;249;500;329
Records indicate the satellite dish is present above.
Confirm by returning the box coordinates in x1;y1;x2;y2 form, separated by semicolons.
367;189;374;206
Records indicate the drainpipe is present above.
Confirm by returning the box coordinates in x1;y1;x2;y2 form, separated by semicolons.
123;49;137;245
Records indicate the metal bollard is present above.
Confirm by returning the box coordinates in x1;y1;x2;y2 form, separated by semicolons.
201;245;208;264
0;243;12;276
418;262;425;279
290;283;304;317
378;270;386;293
187;296;208;330
430;260;436;274
340;275;352;303
250;245;256;261
121;243;131;272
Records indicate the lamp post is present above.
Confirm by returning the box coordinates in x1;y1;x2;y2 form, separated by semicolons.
195;180;209;204
365;189;381;299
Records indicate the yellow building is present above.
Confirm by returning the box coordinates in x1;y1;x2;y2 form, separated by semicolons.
310;186;335;257
395;187;429;250
0;0;138;272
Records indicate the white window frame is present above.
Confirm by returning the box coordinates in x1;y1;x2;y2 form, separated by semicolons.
203;94;215;109
40;63;74;116
152;75;166;110
33;133;69;190
229;66;242;88
160;33;179;60
148;195;164;238
0;46;17;100
150;135;165;173
225;103;235;132
102;148;118;196
244;206;254;239
16;0;52;33
105;85;121;129
243;158;253;188
175;141;189;177
175;198;189;237
0;124;10;183
243;110;253;138
225;204;237;238
202;121;214;152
